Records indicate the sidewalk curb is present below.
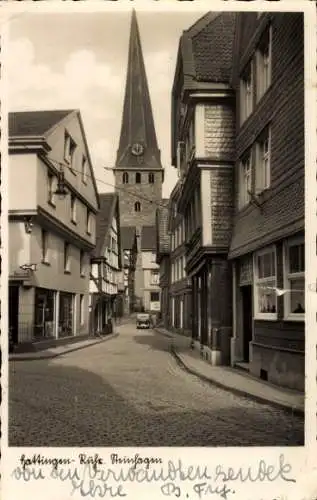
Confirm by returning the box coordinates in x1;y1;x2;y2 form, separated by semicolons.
9;332;119;362
170;346;304;417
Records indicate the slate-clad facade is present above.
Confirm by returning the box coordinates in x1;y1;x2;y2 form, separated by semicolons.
229;13;305;390
169;11;305;390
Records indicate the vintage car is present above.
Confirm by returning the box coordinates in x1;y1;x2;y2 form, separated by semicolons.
136;313;151;329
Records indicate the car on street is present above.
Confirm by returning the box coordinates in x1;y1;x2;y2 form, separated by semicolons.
136;313;151;329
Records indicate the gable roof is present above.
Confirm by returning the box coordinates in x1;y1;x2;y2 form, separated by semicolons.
141;225;156;251
92;192;118;258
121;226;137;251
9;109;100;212
9;110;74;137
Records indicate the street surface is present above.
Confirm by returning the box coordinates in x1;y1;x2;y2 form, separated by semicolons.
9;323;304;446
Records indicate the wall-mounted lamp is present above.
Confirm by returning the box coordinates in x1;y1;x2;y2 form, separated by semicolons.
23;216;33;234
54;166;68;200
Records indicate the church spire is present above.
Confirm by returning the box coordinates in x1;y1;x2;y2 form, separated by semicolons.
115;9;162;170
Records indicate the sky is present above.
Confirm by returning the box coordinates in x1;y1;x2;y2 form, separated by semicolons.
8;9;207;198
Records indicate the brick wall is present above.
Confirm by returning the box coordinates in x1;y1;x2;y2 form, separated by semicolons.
210;167;234;247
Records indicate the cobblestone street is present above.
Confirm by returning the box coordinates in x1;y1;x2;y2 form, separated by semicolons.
9;323;304;447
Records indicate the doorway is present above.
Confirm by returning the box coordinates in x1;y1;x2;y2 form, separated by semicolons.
9;284;19;346
241;285;253;362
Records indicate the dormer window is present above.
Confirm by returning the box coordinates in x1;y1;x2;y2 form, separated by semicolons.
134;201;141;212
123;172;129;184
136;172;141;184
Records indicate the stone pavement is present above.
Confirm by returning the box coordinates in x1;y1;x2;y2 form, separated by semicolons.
9;322;304;446
154;326;304;416
9;332;119;361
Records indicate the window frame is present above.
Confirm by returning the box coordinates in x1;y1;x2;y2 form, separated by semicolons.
253;245;277;320
41;229;49;264
64;131;77;172
150;270;159;285
64;242;71;273
80;250;85;277
240;60;254;125
70;194;77;224
86;209;92;235
81;156;88;184
47;171;56;207
283;236;305;321
238;149;252;209
255;126;271;194
256;25;272;103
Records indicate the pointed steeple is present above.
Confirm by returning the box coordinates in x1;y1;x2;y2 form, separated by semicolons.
115;10;162;170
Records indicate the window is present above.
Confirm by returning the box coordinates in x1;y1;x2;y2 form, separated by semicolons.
149;173;155;184
86;209;92;234
80;295;85;325
71;194;77;223
64;242;71;272
123;172;129;184
41;229;48;263
284;237;305;319
134;201;141;212
64;132;76;170
256;26;272;102
254;246;277;319
136;172;141;184
150;292;160;302
240;61;253;123
255;127;271;193
151;270;159;285
80;250;85;276
239;151;252;209
81;156;88;183
151;252;156;263
47;171;56;206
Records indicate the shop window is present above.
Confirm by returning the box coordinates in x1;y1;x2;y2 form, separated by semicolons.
41;229;49;264
149;173;155;184
256;25;272;102
283;237;305;320
71;194;77;224
255;127;271;193
254;246;277;319
59;292;74;337
81;156;88;183
64;131;76;171
240;61;254;125
34;288;55;339
64;242;71;273
134;201;141;212
238;150;252;209
47;171;56;207
136;172;141;184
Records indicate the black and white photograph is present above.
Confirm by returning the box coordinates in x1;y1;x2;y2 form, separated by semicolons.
5;4;310;452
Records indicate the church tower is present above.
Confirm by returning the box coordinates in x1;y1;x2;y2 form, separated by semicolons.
114;10;164;311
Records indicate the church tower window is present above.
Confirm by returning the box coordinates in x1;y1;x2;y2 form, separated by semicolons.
134;201;141;212
149;173;155;184
123;172;129;184
136;172;141;184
